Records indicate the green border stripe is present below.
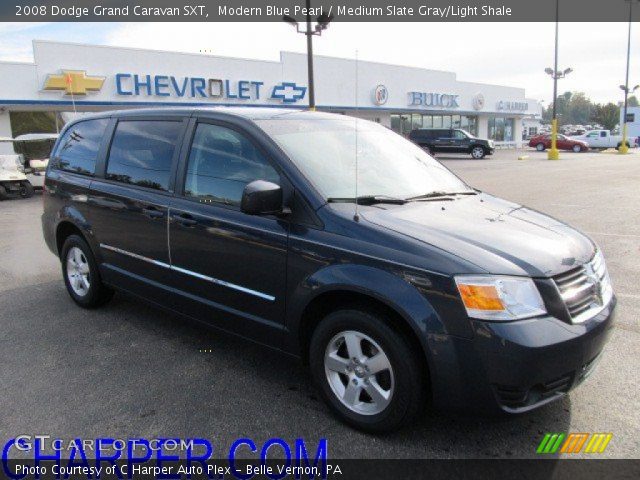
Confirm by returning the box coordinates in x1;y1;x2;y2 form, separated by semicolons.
550;433;566;453
537;433;552;453
543;434;558;453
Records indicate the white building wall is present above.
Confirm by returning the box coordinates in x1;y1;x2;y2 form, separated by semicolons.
477;116;489;139
0;41;540;147
0;111;14;154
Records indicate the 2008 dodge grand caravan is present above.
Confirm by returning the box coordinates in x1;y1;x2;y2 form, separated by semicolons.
42;108;615;432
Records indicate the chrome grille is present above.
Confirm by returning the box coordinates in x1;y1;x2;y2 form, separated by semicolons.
554;253;610;323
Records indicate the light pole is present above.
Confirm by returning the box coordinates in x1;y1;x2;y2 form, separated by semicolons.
619;0;639;154
283;1;333;110
544;0;572;160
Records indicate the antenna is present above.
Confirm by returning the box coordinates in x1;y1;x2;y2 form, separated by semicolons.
354;49;360;222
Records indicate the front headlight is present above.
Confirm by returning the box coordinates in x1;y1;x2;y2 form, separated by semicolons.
454;275;546;321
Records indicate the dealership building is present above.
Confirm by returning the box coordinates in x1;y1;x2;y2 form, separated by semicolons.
0;40;542;154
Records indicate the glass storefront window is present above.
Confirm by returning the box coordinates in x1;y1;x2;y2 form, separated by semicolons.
488;117;515;141
504;118;514;141
390;114;478;137
390;114;400;133
412;114;422;130
400;115;412;135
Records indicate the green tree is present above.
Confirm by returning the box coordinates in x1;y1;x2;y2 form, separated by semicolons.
628;95;639;107
9;111;61;137
591;103;619;130
565;92;592;125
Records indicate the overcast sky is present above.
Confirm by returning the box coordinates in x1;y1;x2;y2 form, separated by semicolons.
0;22;638;104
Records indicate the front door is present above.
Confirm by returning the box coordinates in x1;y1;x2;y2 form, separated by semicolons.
168;120;289;344
450;130;471;153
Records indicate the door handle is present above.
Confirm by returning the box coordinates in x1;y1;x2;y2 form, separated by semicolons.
142;207;164;219
177;213;198;227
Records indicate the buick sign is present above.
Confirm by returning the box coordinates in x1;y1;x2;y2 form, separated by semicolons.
408;91;459;108
373;85;388;105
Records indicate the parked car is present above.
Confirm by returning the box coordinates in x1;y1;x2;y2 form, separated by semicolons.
42;108;616;432
528;134;589;152
13;133;58;189
572;129;638;150
408;128;494;159
0;153;34;199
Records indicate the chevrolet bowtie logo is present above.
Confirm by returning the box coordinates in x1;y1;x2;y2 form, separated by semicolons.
43;70;105;95
271;82;307;103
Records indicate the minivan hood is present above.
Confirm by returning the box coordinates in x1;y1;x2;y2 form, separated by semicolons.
361;193;594;277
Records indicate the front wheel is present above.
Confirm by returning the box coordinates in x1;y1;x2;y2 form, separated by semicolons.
471;146;486;159
572;144;582;153
310;309;426;432
61;235;113;308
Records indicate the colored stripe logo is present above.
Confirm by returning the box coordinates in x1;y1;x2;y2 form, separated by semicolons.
537;433;612;454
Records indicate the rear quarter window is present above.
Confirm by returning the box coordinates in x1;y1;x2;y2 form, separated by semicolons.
54;118;109;176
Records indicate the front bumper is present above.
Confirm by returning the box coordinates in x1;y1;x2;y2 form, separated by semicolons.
429;295;616;414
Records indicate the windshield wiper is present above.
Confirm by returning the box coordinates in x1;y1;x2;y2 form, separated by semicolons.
327;195;408;205
406;191;477;201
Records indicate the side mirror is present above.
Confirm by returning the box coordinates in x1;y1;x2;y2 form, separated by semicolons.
240;180;283;215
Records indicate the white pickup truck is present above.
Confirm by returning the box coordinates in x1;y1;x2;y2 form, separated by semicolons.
571;130;638;150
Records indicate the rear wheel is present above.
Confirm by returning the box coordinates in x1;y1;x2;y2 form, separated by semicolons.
19;181;34;198
572;144;582;153
616;142;630;150
471;146;486;159
61;235;113;308
310;309;426;432
536;143;546;151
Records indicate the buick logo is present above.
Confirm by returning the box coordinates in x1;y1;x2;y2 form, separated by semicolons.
373;85;388;105
472;93;485;111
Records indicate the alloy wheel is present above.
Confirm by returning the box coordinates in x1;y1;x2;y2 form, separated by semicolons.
66;246;91;297
472;147;485;159
324;330;394;415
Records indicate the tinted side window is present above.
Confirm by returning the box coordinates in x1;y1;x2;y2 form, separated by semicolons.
453;130;467;139
55;118;108;176
106;121;182;191
184;123;279;206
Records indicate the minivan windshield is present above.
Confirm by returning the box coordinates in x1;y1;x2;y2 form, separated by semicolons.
257;118;473;200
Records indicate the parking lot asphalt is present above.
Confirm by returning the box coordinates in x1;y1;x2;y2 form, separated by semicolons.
1;148;639;459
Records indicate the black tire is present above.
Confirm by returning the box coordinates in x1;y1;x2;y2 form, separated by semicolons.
310;308;426;433
421;145;432;155
61;234;113;308
470;146;486;159
536;143;546;152
572;144;582;153
615;142;630;150
19;181;34;198
0;185;7;200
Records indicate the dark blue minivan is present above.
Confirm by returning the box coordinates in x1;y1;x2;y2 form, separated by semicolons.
42;108;615;432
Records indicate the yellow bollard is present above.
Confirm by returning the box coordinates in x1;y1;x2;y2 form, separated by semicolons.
548;118;560;160
619;123;629;154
